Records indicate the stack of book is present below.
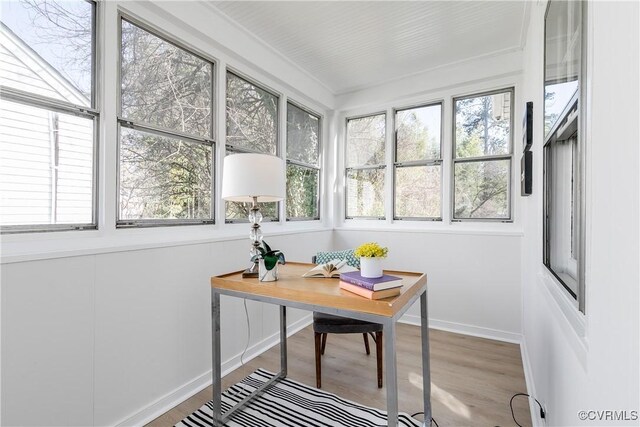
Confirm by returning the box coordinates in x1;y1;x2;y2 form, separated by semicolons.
338;271;403;300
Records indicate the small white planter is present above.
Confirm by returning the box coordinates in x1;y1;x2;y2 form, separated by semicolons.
259;259;278;282
360;257;384;278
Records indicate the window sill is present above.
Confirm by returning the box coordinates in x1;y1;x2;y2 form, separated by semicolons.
335;221;524;237
0;221;330;264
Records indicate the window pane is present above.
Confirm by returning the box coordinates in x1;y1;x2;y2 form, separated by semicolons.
395;165;441;218
286;164;318;219
225;201;277;222
226;72;278;154
121;20;212;138
0;0;93;105
544;0;582;136
546;137;579;295
347;114;385;166
454;159;510;219
455;91;511;158
287;103;319;166
0;100;94;226
346;168;385;218
119;128;212;220
396;104;441;161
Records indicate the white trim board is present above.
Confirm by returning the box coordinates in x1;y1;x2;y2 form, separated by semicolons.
114;314;313;427
520;337;546;427
400;314;522;344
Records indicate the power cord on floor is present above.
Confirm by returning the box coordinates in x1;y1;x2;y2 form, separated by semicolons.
510;393;545;427
411;412;439;427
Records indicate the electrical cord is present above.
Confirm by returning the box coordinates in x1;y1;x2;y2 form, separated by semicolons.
411;412;439;427
510;393;545;427
240;298;251;366
229;299;251;398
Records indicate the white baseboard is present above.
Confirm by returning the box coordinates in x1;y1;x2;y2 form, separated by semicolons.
399;314;522;344
116;313;313;427
520;337;545;427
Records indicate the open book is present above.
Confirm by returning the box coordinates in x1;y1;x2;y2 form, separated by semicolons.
303;259;358;278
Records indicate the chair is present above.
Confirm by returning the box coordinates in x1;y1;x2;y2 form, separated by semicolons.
312;251;383;389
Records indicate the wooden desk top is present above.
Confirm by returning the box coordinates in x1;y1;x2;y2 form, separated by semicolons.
211;262;427;318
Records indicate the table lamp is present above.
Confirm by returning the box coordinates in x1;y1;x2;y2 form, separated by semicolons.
221;153;285;277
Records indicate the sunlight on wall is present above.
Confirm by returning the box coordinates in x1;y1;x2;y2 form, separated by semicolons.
409;372;471;419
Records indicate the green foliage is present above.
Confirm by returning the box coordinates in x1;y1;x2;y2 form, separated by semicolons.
286;164;318;218
454;93;511;218
119;129;212;220
250;240;285;271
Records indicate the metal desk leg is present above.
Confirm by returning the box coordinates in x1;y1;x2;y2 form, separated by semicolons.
421;290;432;426
384;319;399;427
280;305;287;376
211;291;222;426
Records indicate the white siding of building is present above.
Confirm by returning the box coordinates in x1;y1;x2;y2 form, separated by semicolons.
0;27;93;227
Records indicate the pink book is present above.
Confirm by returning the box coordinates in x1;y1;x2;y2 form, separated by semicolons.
339;281;402;300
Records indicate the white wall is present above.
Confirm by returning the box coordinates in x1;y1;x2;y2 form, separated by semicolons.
331;48;527;342
520;1;639;425
334;229;522;341
0;1;336;426
0;230;330;426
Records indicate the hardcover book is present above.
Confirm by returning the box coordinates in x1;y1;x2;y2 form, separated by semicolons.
339;271;403;291
339;281;402;300
303;259;358;278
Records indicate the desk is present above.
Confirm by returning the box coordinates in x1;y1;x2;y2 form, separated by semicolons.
211;262;431;427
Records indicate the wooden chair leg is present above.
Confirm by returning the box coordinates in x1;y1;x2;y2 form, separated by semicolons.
363;333;370;355
375;331;383;388
314;332;322;388
321;333;327;355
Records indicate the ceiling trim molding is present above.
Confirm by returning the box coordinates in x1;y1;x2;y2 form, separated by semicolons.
519;0;533;50
337;45;524;97
202;2;337;96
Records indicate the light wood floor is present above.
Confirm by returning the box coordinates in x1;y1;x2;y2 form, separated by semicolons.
147;324;531;427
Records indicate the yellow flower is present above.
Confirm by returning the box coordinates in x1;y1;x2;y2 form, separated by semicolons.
354;242;388;258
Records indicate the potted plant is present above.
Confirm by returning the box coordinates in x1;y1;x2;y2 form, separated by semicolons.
251;241;285;282
354;242;388;278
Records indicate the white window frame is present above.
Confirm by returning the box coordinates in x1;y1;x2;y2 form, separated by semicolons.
451;87;515;222
392;101;444;221
115;13;216;228
0;0;99;234
224;69;281;223
285;100;322;222
344;112;387;220
542;0;588;313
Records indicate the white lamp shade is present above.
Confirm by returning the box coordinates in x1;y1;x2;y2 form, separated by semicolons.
221;153;285;202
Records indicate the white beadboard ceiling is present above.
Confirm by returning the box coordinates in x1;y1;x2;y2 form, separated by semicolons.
208;1;529;95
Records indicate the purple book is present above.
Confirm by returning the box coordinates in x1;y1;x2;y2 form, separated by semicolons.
339;271;403;291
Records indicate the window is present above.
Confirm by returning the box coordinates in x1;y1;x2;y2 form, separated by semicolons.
286;102;320;220
118;17;214;226
225;71;279;222
345;114;386;218
543;0;586;311
394;103;442;220
0;0;97;232
453;89;513;220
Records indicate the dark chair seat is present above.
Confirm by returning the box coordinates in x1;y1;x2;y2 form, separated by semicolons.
311;252;384;389
313;312;382;334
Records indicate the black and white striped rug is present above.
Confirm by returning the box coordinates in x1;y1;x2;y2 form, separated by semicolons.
176;369;421;427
